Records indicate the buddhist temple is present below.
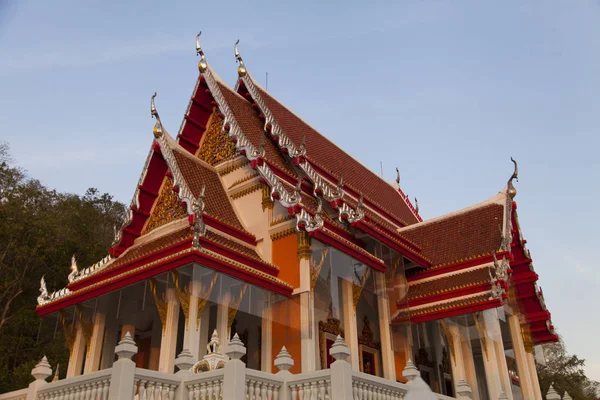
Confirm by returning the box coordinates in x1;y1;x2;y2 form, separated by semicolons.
27;33;557;400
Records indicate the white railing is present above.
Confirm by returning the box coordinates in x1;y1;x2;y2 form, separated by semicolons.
0;388;27;400
351;371;406;400
245;369;284;400
1;333;465;400
134;368;180;400
183;369;224;399
37;369;112;400
286;370;332;400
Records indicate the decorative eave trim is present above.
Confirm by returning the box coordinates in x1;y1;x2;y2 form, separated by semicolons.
237;68;365;227
309;228;386;272
351;220;431;267
37;241;293;315
398;298;504;325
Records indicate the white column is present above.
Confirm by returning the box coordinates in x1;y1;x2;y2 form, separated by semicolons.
198;310;210;359
100;313;118;369
185;290;200;361
526;350;543;400
298;237;316;373
447;323;468;389
507;314;534;400
376;273;395;380
216;292;230;350
460;327;480;400
300;290;316;372
83;309;106;373
261;295;273;372
66;321;86;378
480;309;513;399
477;311;503;400
158;288;180;373
341;279;359;370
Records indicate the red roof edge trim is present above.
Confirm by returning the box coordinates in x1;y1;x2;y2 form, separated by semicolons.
110;151;169;256
198;235;277;276
533;334;559;344
402;283;491;308
37;249;292;317
406;252;509;282
362;216;422;252
399;298;503;325
204;215;255;246
397;187;423;222
352;220;431;268
309;229;386;272
70;239;191;291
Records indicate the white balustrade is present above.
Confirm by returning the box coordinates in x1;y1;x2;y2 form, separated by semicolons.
183;369;225;400
244;369;284;400
351;371;406;400
286;370;332;400
0;388;27;400
134;368;179;400
36;369;112;400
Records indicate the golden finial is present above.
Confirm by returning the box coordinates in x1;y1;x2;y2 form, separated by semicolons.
196;31;207;72
234;40;247;77
507;157;518;198
151;92;163;138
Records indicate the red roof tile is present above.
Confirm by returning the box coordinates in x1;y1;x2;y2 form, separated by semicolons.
171;147;246;232
400;204;504;267
217;82;296;177
255;86;419;226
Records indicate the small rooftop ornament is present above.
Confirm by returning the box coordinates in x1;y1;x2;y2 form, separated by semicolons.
192;330;227;373
67;254;79;283
507;157;518;199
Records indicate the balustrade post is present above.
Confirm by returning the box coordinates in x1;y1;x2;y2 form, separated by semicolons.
328;335;353;400
222;333;247;400
274;346;294;399
108;331;138;400
456;379;473;399
26;356;52;400
173;348;195;400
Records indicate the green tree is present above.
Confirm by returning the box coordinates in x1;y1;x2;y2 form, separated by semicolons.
0;142;125;392
538;336;600;400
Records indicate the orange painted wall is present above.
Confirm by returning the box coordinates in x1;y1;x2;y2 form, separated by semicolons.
271;296;302;374
272;234;300;289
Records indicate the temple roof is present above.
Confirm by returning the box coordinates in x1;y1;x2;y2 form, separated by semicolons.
398;193;506;268
239;81;420;228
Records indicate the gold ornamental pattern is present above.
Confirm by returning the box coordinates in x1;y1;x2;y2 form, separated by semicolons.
142;175;187;235
197;111;236;165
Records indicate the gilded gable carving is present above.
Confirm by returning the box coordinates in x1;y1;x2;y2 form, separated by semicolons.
197;111;236;165
142;175;187;235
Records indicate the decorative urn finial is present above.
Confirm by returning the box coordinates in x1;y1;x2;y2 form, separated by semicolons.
235;40;247;77
196;31;207;72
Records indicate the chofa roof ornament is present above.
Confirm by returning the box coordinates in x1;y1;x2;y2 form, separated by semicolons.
67;254;79;283
196;31;207;72
395;167;401;187
234;40;247;77
507;157;518;199
151;92;163;138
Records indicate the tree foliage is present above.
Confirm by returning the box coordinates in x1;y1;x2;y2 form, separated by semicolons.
538;336;600;400
0;143;125;392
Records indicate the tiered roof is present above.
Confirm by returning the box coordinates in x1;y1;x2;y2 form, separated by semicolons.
35;35;557;344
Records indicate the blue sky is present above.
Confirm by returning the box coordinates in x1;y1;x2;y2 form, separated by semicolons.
1;0;599;381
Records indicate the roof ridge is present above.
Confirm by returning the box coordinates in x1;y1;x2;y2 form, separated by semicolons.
398;191;507;233
249;81;420;226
